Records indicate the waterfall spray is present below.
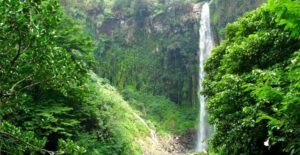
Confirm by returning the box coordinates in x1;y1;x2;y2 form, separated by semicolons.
196;2;213;152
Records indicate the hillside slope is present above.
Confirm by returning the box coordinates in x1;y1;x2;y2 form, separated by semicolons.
82;73;169;155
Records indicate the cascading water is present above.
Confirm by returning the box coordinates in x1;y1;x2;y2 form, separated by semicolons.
196;2;213;152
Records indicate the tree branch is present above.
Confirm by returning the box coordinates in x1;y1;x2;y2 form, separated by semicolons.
19;76;56;92
0;131;57;155
3;75;33;97
8;32;33;72
9;31;22;70
3;76;55;98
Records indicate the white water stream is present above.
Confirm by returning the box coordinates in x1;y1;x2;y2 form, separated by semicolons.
196;2;213;152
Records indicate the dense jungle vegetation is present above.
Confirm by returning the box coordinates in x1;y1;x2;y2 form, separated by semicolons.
204;0;300;154
61;0;200;105
0;0;299;155
0;0;162;154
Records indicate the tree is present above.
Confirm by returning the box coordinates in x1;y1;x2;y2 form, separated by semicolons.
0;0;93;153
204;2;300;154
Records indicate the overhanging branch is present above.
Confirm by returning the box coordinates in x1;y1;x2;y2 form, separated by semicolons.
3;76;56;98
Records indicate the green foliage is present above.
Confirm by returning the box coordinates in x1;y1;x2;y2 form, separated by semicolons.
195;152;207;155
21;92;81;137
268;0;300;37
0;121;46;154
204;3;300;155
74;73;155;155
58;139;86;154
123;88;198;135
1;0;179;154
0;0;96;153
56;17;96;69
62;0;199;105
210;0;266;42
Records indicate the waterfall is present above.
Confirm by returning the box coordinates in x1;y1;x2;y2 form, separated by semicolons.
196;2;213;152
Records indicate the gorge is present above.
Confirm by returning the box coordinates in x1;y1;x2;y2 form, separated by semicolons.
2;0;300;155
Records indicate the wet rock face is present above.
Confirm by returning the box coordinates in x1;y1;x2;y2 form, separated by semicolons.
163;136;186;154
160;129;197;154
179;129;197;150
134;129;197;155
